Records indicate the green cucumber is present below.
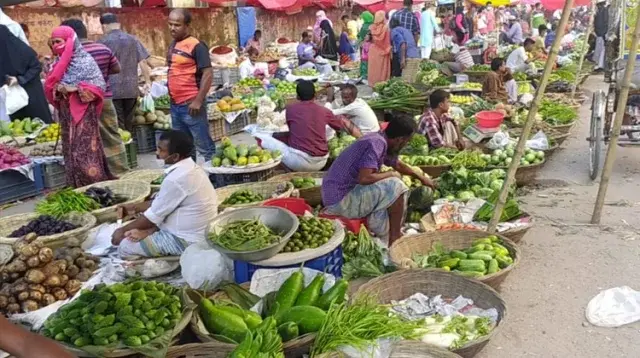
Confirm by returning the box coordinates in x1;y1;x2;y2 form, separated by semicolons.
275;306;327;334
270;270;304;317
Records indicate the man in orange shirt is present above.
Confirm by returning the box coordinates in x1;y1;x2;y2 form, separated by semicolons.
167;9;216;161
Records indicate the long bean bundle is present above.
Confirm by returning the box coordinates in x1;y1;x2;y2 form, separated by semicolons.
35;188;101;218
367;93;428;113
310;295;422;356
210;219;281;251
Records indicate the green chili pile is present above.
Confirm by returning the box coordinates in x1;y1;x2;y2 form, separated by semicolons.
35;188;101;218
209;219;281;251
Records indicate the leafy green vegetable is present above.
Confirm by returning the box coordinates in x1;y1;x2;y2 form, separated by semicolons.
36;188;101;218
341;226;386;280
539;100;578;125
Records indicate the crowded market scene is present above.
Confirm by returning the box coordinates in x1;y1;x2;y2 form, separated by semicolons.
0;0;638;355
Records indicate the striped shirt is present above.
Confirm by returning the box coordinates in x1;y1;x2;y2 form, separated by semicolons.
455;47;474;70
81;41;119;98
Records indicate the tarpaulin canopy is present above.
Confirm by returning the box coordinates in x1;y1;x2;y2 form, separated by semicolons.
203;0;334;11
469;0;518;6
353;0;421;14
539;0;590;10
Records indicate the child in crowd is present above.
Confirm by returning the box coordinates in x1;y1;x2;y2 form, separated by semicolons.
360;32;371;80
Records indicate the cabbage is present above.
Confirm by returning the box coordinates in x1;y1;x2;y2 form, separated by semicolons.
490;179;504;191
457;191;475;201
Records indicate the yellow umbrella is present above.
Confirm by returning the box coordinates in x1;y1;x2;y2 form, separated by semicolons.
469;0;513;6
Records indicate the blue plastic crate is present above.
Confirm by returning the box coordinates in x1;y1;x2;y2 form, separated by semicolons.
0;163;43;205
233;245;343;284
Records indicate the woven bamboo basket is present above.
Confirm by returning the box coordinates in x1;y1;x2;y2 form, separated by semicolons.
487;159;545;187
542;143;560;158
389;230;520;290
268;172;325;207
499;211;534;244
120;169;165;192
419;164;452;179
188;288;316;356
355;269;507;358
166;343;235;358
74;180;151;223
551;132;571;146
463;70;490;83
217;181;294;210
317;341;461;358
548;122;575;135
0;212;97;247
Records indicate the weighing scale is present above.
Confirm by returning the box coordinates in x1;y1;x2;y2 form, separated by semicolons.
463;125;500;143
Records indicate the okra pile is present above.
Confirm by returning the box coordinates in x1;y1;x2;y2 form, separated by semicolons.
42;281;182;348
413;236;514;278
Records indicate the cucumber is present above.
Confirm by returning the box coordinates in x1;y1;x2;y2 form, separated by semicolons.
217;305;263;330
450;250;468;259
456;271;485;278
468;252;493;261
487;259;499;274
275;306;327;334
277;322;299;342
270;270;304;317
295;274;325;306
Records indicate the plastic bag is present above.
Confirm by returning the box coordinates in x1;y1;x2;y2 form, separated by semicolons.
485;131;511;150
139;93;155;113
180;241;232;289
586;286;640;327
150;82;169;98
526;130;549;150
3;84;29;115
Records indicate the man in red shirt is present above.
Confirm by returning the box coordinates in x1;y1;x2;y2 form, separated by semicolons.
167;9;216;161
265;80;360;171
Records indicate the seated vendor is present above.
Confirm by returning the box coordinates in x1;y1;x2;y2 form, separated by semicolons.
533;25;549;58
441;45;474;76
266;80;361;172
506;38;535;74
321;113;436;245
111;130;217;258
417;90;465;150
245;30;262;55
325;83;380;134
239;47;259;80
483;58;516;103
297;31;333;75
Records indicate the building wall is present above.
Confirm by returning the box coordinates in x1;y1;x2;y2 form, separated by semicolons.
255;7;348;44
5;7;237;56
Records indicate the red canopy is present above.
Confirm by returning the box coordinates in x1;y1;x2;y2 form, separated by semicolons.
353;0;420;13
539;0;590;10
203;0;335;11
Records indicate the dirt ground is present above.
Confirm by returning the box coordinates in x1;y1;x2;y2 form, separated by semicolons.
478;75;640;358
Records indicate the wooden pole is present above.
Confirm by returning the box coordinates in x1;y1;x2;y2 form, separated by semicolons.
487;0;575;233
571;0;597;97
591;8;640;224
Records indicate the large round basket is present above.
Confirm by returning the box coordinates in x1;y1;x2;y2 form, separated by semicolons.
217;181;294;210
355;269;507;358
268;172;325;207
166;343;235;358
188;288;316;357
548;122;575;135
542;143;560;158
74;180;151;224
318;341;461;358
499;211;534;244
419;164;452;178
389;231;520;290
120;169;165;192
551;132;571;146
488;160;545;186
0;212;97;248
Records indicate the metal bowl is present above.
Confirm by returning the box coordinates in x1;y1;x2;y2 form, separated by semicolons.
206;207;299;262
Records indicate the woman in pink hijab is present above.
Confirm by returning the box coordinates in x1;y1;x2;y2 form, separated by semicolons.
44;25;113;187
314;10;332;44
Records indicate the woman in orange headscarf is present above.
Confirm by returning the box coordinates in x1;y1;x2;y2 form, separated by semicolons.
367;10;391;87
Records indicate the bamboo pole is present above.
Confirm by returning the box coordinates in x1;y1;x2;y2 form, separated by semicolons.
591;8;640;224
487;0;576;233
571;0;597;97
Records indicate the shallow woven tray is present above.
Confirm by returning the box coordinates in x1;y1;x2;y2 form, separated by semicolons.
268;172;325;207
188;288;315;356
355;269;507;358
0;212;97;247
74;180;151;224
318;341;461;358
165;343;234;358
419;164;452;179
389;230;520;290
120;169;165;192
217;181;294;210
548;122;575;135
487;159;546;186
551;133;571;146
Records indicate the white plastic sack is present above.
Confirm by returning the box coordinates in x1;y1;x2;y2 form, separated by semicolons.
586;286;640;327
83;222;120;256
150;82;169;99
3;84;29;115
0;86;10;122
486;131;511;150
139;93;155;113
526;130;549;150
180;241;232;289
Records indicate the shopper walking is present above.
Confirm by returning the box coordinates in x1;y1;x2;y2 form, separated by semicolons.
593;0;608;72
420;3;439;59
367;10;391;87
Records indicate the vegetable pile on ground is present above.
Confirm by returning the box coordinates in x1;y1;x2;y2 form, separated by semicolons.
84;187;127;208
327;133;357;159
410;236;514;278
513;72;527;81
29;144;62;157
209;220;281;251
451;150;487;169
9;215;78;237
34;123;60;143
43;281;183;348
0;235;99;314
430;76;452;87
292;68;318;76
458;96;494;118
374;78;417;98
36;188;101;218
0;144;30;169
342;226;387;280
380;165;426;189
466;64;490;71
539;100;578;125
211;137;281;167
282;216;333;253
485;145;545;167
369;79;427;113
290;177;317;189
222;189;264;205
273;80;297;97
415;62;441;87
436;167;507;201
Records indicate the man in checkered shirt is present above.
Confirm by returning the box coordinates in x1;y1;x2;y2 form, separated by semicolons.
391;0;420;42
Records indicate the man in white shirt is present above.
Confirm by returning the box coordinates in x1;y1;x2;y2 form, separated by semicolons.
0;9;28;45
325;84;380;134
112;130;217;258
239;47;258;79
506;38;535;73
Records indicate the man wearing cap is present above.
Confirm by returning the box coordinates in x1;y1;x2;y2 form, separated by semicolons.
99;13;152;132
501;15;523;45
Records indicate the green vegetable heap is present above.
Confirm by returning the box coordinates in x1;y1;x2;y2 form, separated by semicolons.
229;317;284;358
222;189;264;205
237;77;263;87
436;167;507;201
327;133;357;158
539;100;578;125
42;281;182;348
373;78;417;98
36;188;101;218
416;314;493;349
484;144;545;167
451;150;487;169
342;226;386;280
211;137;280;168
430;76;452;87
290;177;316;189
210;219;281;251
413;236;514;278
467;64;490;71
283;216;334;252
292;68;318;76
154;95;170;108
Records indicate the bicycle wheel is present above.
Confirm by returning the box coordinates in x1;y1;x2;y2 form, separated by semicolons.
589;91;605;180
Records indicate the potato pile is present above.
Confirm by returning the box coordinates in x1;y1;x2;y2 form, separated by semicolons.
0;234;100;314
30;144;62;157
